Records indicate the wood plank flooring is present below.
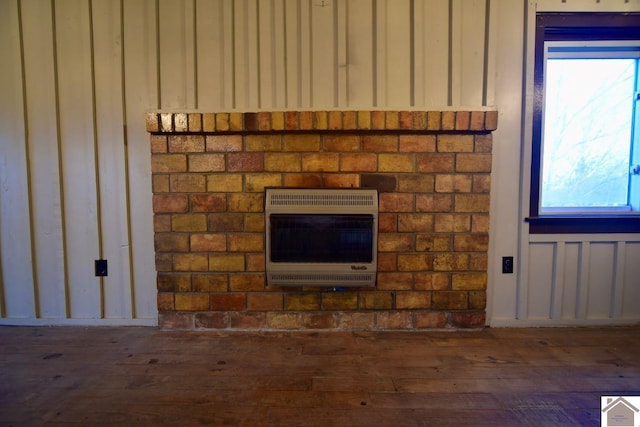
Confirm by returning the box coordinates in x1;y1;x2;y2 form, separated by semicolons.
1;326;639;426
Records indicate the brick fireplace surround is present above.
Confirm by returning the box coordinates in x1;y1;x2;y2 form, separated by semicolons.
146;110;497;330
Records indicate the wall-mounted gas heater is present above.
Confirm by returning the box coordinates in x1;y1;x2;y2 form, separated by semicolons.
265;188;378;287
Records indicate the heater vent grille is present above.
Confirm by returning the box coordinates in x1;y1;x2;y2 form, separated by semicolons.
269;193;375;207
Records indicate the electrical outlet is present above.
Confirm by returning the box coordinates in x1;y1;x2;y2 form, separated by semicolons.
95;259;108;277
502;256;514;274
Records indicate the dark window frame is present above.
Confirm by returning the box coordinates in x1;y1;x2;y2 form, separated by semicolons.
528;12;640;234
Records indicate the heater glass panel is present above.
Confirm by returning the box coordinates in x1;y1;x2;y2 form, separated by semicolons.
270;214;374;263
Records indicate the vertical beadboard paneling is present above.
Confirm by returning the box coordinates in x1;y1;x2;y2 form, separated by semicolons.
526;243;555;319
195;0;226;111
21;0;67;319
198;0;234;110
299;0;313;107
284;0;301;108
158;0;196;109
463;0;487;105
0;0;34;318
450;0;486;106
483;0;498;106
234;0;260;110
123;0;159;320
336;0;348;108
622;243;640;319
414;0;449;106
55;0;101;318
92;0;133;319
373;0;386;106
258;0;288;108
345;0;374;108
310;0;336;107
257;0;271;108
257;0;271;107
450;0;462;106
272;0;287;108
222;1;236;109
381;0;412;107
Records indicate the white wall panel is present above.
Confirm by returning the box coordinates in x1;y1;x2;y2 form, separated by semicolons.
258;0;288;108
346;0;374;107
158;0;196;109
0;0;33;318
612;242;626;319
284;0;302;108
233;0;259;110
379;0;412;107
55;0;101;319
414;0;449;106
549;242;565;320
373;0;387;106
483;0;499;107
299;0;313;107
258;0;273;108
526;243;555;320
92;0;134;319
123;0;160;321
576;241;591;320
20;0;67;319
451;0;486;106
310;0;336;107
195;0;227;110
561;243;580;320
586;243;616;319
336;0;348;108
622;243;640;319
273;0;288;108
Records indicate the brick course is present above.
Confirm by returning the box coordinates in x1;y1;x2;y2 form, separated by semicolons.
148;110;495;330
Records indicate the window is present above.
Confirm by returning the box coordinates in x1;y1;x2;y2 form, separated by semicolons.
542;43;639;212
529;13;640;233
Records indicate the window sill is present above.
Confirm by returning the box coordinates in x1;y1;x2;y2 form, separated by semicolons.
526;215;640;234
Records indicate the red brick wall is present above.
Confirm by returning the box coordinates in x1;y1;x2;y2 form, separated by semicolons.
146;110;497;330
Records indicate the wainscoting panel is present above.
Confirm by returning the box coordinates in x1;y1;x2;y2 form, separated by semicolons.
524;243;554;320
520;236;640;325
622;242;640;319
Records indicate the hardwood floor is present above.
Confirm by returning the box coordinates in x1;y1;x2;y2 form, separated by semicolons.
1;326;639;426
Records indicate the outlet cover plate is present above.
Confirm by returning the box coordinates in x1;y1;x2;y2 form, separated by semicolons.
95;259;108;277
502;256;514;274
